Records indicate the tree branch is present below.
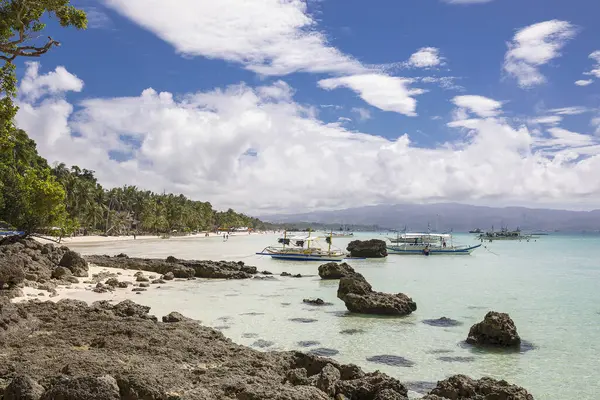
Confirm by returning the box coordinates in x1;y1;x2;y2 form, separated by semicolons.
0;36;60;63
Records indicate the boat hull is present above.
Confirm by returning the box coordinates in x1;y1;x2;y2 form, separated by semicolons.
387;244;481;255
255;252;345;262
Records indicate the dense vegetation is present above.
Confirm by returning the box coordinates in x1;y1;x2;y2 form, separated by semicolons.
50;163;267;235
0;1;266;236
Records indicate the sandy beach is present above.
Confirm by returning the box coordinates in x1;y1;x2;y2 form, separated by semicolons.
12;264;160;305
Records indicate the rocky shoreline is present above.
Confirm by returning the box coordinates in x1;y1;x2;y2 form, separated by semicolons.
0;237;535;399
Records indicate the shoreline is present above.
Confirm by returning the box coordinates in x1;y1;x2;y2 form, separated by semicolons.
33;231;273;246
1;236;537;399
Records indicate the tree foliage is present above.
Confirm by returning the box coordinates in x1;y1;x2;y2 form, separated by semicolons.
0;0;86;233
0;129;67;233
0;0;87;150
51;164;268;235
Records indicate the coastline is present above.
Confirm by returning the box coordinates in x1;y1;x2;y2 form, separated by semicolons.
5;233;589;398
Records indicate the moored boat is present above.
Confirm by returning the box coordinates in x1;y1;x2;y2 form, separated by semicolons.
387;233;481;255
477;227;533;242
257;231;346;261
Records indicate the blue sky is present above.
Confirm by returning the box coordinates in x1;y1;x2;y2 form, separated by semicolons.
12;0;600;212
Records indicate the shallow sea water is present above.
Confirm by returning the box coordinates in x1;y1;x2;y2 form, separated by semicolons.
67;232;600;399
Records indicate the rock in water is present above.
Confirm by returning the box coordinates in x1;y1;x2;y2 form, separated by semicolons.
303;298;330;306
59;251;89;277
318;262;356;279
4;375;45;400
422;374;534;400
346;239;388;258
337;274;416;316
162;272;175;280
466;311;521;347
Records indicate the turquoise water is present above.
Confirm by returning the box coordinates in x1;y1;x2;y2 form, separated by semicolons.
67;233;600;399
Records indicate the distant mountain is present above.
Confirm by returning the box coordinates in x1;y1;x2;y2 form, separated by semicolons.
258;203;600;233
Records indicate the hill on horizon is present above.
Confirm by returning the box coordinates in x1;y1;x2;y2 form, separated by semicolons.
258;203;600;232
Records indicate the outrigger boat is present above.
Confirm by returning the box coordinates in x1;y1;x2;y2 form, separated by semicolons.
256;231;346;261
477;227;534;242
387;232;481;255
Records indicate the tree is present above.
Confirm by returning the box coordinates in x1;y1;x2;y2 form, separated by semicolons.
1;0;87;149
0;128;67;233
0;1;86;232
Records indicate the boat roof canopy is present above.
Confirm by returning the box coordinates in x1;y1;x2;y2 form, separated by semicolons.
393;232;452;239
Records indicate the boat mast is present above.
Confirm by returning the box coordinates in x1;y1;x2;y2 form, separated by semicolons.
328;230;333;255
283;230;287;250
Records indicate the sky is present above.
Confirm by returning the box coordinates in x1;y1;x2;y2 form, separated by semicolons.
12;0;600;213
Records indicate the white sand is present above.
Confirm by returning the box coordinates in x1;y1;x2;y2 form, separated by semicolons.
12;265;158;304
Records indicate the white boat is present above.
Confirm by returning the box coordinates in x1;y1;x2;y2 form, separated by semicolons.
477;227;534;242
387;233;481;255
388;232;439;244
257;231;346;261
324;232;354;238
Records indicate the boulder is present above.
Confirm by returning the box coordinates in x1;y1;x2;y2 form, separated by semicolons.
162;312;188;323
347;239;387;258
64;276;80;284
117;281;130;288
162;272;174;280
139;282;150;288
4;375;45;400
337;274;416;316
171;265;195;278
59;251;89;277
84;255;256;280
303;298;332;306
135;274;149;282
422;375;534;400
151;279;166;284
318;262;355;279
105;278;120;287
466;311;521;347
316;363;340;396
51;266;72;279
0;255;25;288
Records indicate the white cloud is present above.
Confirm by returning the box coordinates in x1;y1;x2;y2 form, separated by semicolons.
419;76;464;91
103;0;365;77
575;79;593;86
592;116;600;135
452;95;503;118
351;107;372;121
15;63;600;212
529;115;562;125
504;20;576;88
541;127;595;147
406;47;444;68
18;62;83;102
86;7;112;29
550;106;589;115
584;51;600;79
318;74;425;116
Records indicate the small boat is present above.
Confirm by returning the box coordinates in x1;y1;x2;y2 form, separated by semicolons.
387;232;439;244
469;228;482;234
477;227;533;242
325;232;354;238
387;233;481;255
257;231;346;261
